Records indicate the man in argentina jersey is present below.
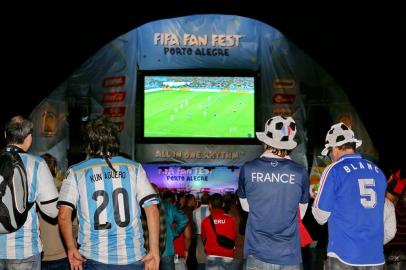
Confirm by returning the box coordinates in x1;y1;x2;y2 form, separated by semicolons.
192;192;210;270
237;116;309;270
58;117;160;270
0;116;58;270
312;122;396;269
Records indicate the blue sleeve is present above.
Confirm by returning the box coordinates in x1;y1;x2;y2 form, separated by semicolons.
236;165;246;198
301;169;310;204
170;204;188;237
313;165;336;212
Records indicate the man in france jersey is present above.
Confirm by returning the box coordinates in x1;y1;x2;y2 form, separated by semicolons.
237;116;309;269
58;117;160;270
312;122;396;269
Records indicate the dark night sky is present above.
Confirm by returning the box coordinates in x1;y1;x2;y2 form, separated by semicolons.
1;3;404;174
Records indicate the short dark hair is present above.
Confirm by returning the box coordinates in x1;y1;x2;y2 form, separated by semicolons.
209;193;223;210
264;144;291;157
200;192;210;204
84;117;119;156
337;142;356;152
162;190;176;204
5;116;33;144
223;192;236;213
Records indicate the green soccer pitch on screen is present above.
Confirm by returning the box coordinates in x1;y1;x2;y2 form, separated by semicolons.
143;75;255;138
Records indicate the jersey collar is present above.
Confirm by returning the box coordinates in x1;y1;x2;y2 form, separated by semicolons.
260;151;291;160
337;153;362;162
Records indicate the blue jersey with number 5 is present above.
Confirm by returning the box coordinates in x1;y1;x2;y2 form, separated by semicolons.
313;154;387;266
58;156;158;265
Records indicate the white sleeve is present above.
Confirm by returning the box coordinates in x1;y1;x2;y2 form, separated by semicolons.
384;197;397;244
239;198;250;212
299;203;308;220
57;169;78;210
312;207;330;225
136;165;158;207
36;159;58;218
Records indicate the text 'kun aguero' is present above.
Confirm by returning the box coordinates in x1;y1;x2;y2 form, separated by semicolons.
90;171;127;182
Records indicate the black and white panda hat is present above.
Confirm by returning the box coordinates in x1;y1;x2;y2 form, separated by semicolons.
321;122;362;156
256;115;297;150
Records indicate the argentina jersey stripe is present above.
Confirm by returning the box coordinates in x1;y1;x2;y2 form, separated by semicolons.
86;165;102;262
14;155;30;259
62;157;156;264
77;168;91;260
15;155;39;259
30;205;40;256
118;164;134;264
29;157;40;256
130;164;145;260
100;165;116;264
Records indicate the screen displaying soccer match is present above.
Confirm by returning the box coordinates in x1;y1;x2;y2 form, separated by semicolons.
144;75;255;138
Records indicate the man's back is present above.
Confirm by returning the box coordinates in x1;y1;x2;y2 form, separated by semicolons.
201;209;236;258
0;153;58;259
193;204;210;235
58;156;156;265
237;156;309;265
193;204;210;264
161;201;188;257
314;154;387;265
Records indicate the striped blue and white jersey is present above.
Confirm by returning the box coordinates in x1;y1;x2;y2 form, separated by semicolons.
313;154;387;266
0;153;59;259
58;156;159;265
193;205;210;234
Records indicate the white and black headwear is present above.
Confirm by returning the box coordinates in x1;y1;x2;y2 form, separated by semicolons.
256;115;297;150
321;122;362;156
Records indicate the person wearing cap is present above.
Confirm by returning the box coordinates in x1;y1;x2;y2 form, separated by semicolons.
236;115;309;270
312;122;396;269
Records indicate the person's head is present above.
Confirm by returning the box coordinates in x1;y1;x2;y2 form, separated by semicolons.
84;117;120;157
4;116;34;151
321;122;362;162
200;192;210;205
209;193;223;210
162;190;176;204
41;153;57;177
176;192;186;208
223;192;237;213
185;193;196;208
256;115;297;157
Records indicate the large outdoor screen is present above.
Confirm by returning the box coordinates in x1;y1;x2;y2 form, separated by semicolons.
143;74;256;140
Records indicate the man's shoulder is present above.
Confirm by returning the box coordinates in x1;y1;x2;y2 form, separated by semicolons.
68;159;93;172
333;156;384;175
224;213;236;221
201;216;210;227
21;152;43;164
113;156;139;166
194;205;208;211
285;159;308;172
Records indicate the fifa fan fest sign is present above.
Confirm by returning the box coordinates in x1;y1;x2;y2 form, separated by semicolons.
154;32;244;56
